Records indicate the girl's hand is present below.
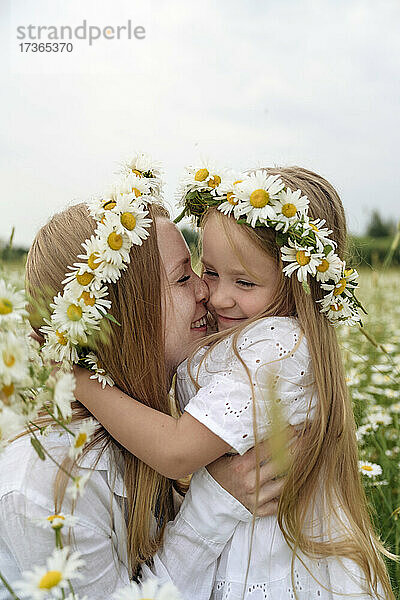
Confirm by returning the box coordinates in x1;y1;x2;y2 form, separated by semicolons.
206;438;294;517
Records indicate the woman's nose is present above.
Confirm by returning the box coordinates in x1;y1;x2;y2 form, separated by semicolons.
194;273;209;304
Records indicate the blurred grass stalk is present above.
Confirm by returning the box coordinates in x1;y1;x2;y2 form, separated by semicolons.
383;220;400;270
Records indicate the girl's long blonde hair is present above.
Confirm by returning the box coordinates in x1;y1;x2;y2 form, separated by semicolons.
25;202;174;576
196;167;394;598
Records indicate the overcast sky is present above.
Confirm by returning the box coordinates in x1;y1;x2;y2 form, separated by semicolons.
1;0;399;247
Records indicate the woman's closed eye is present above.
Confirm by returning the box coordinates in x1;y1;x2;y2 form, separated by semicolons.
178;275;191;284
237;279;256;288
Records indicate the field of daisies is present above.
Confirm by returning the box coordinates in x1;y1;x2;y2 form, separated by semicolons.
0;258;399;599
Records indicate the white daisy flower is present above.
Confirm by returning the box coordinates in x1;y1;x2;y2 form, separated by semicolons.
233;170;285;227
106;203;152;246
85;352;115;388
390;402;400;414
0;406;24;452
0;331;29;385
358;461;382;479
318;294;356;323
97;259;128;284
369;407;392;427
280;240;324;283
1;379;19;407
315;250;344;283
95;219;132;267
69;285;111;320
118;173;152;202
62;265;103;297
272;188;309;233
67;472;92;501
51;293;101;345
53;371;76;420
0;279;26;324
356;423;373;441
304;218;336;251
119;152;163;196
179;159;226;196
113;578;182;600
217;172;245;217
35;513;78;531
14;546;84;600
40;324;79;363
69;418;97;459
87;192;112;221
321;265;359;299
75;235;105;285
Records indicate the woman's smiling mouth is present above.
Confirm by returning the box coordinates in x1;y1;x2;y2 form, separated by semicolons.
190;315;207;329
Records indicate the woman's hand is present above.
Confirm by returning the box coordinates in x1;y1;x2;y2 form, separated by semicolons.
207;438;294;517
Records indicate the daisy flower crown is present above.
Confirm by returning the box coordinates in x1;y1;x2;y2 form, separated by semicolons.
174;161;366;327
40;152;163;387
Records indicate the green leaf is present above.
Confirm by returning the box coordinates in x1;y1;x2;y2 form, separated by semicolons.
31;437;46;460
105;314;121;326
302;280;311;294
323;245;333;256
275;233;286;247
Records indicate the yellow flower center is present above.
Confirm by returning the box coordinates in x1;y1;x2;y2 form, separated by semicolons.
76;272;94;286
226;192;238;206
56;330;68;345
3;352;15;368
310;223;319;232
281;203;297;218
66;304;83;321
107;232;123;250
133;188;141;198
295;250;310;266
75;432;88;448
362;465;373;471
103;200;116;211
120;212;137;231
0;298;13;315
79;291;96;307
87;253;101;270
334;278;347;296
207;175;221;189
330;303;343;312
2;383;14;398
47;514;65;522
250;189;270;208
132;169;142;177
316;259;329;273
39;570;62;589
195;168;209;182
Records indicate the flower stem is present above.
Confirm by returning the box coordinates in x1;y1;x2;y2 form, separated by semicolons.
0;571;20;600
43;405;75;435
27;424;74;480
173;207;187;224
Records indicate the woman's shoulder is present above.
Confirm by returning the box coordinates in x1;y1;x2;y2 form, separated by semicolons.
0;426;115;506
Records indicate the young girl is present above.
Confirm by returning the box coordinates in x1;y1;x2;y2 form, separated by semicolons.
74;165;394;599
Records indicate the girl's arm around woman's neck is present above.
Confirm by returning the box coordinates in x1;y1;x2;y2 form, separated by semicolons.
74;367;230;479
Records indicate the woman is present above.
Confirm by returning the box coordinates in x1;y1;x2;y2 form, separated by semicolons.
0;201;283;600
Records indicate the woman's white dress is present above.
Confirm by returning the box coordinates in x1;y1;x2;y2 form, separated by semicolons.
0;425;250;600
177;316;383;600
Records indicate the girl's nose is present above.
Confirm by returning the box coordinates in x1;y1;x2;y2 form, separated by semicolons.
209;282;235;310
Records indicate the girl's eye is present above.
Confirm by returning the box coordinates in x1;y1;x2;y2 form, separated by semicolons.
204;269;218;278
237;280;256;288
178;275;191;283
